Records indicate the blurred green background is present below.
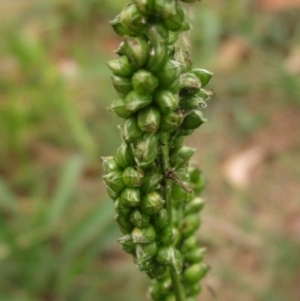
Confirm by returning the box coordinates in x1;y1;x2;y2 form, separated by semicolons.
0;0;300;300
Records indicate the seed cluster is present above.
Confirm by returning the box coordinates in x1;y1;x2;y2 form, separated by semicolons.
102;1;213;300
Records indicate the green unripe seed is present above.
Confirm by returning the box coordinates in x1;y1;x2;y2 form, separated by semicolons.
183;263;210;284
121;117;144;143
163;5;184;32
132;69;158;95
111;75;133;97
136;242;158;264
180;214;201;238
186;283;202;297
137;106;161;133
153;0;178;19
179;72;201;96
157;226;176;245
115;213;134;234
140;170;163;193
179;94;207;111
124;90;152;113
191;68;213;87
123;37;150;69
154;90;179;113
122;167;144;188
106;185;120;200
185;197;205;215
120;187;141;207
155;60;182;87
182;110;207;130
114;198;132;216
130;209;151;228
103;171;126;193
181;235;198;253
134;0;155;14
184;247;206;264
146;42;169;73
132;225;157;244
107;56;135;77
159;111;183;132
114;143;134;169
110;98;133;119
170;146;196;169
147;22;169;44
147;264;168;279
119;2;147;34
109;17;136;37
117;234;136;254
153;208;168;230
134;133;158;167
155;246;175;265
140;191;165;215
101;156;122;174
167;31;179;45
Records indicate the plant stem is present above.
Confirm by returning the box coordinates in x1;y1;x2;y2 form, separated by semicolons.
160;132;185;301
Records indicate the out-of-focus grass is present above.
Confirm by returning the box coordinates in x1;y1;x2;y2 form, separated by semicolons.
0;0;300;300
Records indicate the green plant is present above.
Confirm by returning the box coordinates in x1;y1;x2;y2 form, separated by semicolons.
102;1;213;300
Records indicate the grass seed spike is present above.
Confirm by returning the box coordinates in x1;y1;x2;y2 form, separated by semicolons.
102;1;213;300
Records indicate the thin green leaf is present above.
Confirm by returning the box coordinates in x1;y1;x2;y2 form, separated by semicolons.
46;156;84;223
0;177;18;214
60;200;114;259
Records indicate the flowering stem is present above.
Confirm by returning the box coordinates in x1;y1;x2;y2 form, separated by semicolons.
160;132;185;301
